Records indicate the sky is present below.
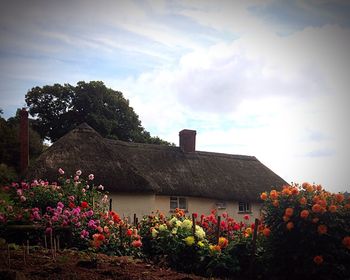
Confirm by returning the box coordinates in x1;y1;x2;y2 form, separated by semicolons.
0;0;350;193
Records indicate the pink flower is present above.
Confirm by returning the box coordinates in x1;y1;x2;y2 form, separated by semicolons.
58;168;65;175
76;170;82;176
45;227;52;234
88;174;94;180
98;185;104;191
131;240;142;248
20;196;26;202
16;189;23;196
244;215;250;220
74;175;79;181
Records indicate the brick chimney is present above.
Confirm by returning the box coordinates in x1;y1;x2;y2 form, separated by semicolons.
179;129;196;153
19;108;29;173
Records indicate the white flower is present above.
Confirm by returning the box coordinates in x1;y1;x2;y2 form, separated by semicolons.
76;170;82;176
181;219;192;230
58;168;65;175
88;174;94;180
175;221;182;228
98;185;104;191
195;225;206;240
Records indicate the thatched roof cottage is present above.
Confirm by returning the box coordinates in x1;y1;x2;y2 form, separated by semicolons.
27;123;287;220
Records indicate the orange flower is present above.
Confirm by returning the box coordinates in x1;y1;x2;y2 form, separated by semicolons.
335;193;345;203
299;197;307;205
291;188;299;195
300;210;309;219
317;224;327;235
260;192;268;201
282;187;292;196
218;237;228;248
302;182;311;189
209;245;221;253
307;185;314;193
313;255;323;265
312;204;322;213
263;228;271;237
328;205;337;213
286;222;294;231
284;208;294;217
270;190;278;200
312;217;319;224
283;215;290;222
342;236;350;249
272;200;279;207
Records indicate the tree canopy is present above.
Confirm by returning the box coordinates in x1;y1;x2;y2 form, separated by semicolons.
25;81;171;144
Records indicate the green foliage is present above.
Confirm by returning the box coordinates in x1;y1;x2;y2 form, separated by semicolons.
25;81;172;145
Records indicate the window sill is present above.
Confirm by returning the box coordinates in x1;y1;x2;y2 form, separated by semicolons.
169;209;188;213
238;211;252;214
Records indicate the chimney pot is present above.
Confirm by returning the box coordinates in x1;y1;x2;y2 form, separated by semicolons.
179;129;196;153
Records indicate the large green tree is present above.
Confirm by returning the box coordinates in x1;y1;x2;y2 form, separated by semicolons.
25;81;171;144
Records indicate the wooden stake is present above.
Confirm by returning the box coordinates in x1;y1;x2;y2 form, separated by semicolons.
249;218;259;280
23;244;26;266
27;239;30;255
216;216;221;244
7;244;10;269
44;233;47;249
192;213;197;241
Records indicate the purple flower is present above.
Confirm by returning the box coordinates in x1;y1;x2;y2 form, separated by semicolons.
80;229;89;239
57;202;64;209
88;219;97;229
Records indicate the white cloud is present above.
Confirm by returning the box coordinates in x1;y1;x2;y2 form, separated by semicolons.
109;22;350;192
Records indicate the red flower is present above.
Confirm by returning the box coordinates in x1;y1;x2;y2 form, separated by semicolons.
69;202;75;209
80;201;89;208
126;229;133;236
192;213;198;219
244;214;249;220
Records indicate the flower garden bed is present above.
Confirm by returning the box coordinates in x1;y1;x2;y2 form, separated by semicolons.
0;169;349;279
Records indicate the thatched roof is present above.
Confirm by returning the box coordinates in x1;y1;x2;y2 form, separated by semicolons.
27;123;287;201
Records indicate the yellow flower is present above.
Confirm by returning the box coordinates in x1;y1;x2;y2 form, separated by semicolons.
151;228;158;238
184;236;195;246
197;241;204;247
159;224;167;231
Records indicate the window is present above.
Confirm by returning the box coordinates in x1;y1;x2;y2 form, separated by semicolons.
170;196;187;211
238;201;251;213
216;201;227;210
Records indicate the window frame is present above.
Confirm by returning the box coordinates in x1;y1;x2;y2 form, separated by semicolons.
170;196;188;211
238;201;251;213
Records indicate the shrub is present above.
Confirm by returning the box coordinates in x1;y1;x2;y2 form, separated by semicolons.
261;183;350;280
